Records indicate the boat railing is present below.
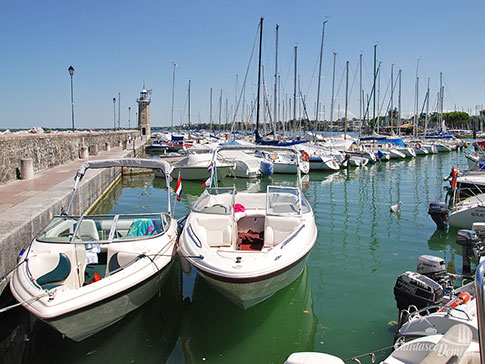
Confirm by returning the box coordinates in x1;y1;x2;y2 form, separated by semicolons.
474;260;485;364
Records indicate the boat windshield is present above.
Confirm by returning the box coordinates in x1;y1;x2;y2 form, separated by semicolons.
36;213;171;243
192;187;235;215
266;186;303;216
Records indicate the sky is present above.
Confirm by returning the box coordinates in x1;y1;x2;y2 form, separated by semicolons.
1;0;485;130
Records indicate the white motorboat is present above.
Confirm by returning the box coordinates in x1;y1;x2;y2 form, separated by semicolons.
179;146;317;309
9;159;178;341
256;150;310;174
448;193;485;229
294;143;341;170
218;149;272;178
155;152;234;181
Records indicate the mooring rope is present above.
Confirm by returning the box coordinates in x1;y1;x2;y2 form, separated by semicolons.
0;291;50;314
0;259;27;284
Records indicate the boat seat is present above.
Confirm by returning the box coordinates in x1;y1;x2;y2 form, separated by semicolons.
420;324;472;364
36;253;71;289
264;216;302;247
76;219;100;241
194;214;233;247
107;251;140;274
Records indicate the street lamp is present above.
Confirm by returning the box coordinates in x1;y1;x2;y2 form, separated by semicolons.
113;97;116;130
68;66;75;131
128;106;131;129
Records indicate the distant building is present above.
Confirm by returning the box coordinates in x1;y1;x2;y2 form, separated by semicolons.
480;109;485;117
137;87;151;137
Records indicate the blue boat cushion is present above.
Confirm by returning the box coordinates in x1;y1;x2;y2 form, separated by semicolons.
108;252;121;273
36;253;71;288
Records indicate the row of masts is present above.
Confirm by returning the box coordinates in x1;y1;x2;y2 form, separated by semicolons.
168;18;448;138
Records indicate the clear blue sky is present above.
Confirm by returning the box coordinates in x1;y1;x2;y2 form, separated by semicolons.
1;0;484;129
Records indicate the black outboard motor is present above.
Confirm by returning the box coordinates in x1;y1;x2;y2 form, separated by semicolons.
394;271;444;312
456;229;479;272
428;201;449;230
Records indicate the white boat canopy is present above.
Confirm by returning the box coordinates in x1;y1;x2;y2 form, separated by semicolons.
67;158;174;216
75;158;172;180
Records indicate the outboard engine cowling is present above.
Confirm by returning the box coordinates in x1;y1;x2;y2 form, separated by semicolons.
259;160;274;176
428;201;449;230
417;255;449;288
394;271;444;311
456;229;479;272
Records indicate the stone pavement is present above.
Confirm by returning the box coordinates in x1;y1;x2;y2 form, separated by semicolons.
0;139;145;292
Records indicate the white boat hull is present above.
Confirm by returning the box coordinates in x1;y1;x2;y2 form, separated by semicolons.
169;165;232;181
196;252;310;309
449;195;485;229
44;262;173;341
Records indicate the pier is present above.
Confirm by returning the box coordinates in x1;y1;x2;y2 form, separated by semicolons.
0;131;145;294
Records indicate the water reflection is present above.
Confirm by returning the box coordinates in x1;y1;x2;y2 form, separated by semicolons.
180;267;316;364
23;261;183;364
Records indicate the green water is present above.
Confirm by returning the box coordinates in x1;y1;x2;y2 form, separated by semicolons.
23;151;473;364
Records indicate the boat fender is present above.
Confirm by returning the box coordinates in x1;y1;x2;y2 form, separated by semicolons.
415;143;421;149
439;292;472;311
450;167;459;188
301;151;310;162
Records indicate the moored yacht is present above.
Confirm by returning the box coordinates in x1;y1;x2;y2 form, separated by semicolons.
9;159;178;341
178;147;317;309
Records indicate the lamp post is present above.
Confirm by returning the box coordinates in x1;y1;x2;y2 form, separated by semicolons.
68;66;75;131
128;106;131;129
113;97;116;130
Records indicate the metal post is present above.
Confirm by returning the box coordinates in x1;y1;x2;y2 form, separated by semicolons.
113;98;116;130
68;66;75;131
474;261;485;364
128;106;131;129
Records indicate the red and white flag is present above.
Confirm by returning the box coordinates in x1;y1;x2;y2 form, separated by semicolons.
201;176;211;188
175;173;182;201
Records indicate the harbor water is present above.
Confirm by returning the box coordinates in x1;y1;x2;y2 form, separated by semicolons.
21;149;472;363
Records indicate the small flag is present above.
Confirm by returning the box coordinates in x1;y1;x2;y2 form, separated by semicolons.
175;173;182;201
201;176;211;188
207;162;213;173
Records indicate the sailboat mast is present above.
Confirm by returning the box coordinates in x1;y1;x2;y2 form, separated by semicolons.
274;24;279;138
344;60;349;139
315;20;328;133
373;45;377;128
425;77;430;134
330;52;336;135
170;62;176;134
293;45;297;130
398;69;402;136
209;88;213;134
256;17;263;133
390;64;394;132
359;54;362;137
188;79;191;137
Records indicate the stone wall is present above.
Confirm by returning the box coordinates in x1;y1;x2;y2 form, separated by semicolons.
0;130;140;184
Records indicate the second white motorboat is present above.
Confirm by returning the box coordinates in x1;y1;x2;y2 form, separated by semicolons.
179;147;317;309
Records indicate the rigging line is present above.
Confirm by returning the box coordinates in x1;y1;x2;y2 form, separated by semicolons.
230;20;260;132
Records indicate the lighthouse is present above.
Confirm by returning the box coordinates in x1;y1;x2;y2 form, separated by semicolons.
137;87;151;138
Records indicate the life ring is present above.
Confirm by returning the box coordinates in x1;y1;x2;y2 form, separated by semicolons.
439;292;471;312
301;151;310;162
415;143;421;149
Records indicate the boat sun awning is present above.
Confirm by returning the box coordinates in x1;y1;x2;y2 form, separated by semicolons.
75;158;173;180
